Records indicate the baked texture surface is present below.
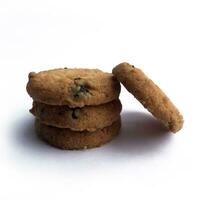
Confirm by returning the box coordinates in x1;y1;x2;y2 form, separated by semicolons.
27;68;120;107
35;118;121;150
30;99;122;131
112;62;183;133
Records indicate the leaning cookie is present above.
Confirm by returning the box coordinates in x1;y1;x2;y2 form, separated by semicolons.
30;99;122;131
35;118;121;150
27;68;120;107
112;62;183;133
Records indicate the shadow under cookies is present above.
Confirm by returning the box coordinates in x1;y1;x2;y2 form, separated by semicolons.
10;111;172;161
108;111;172;156
10;114;55;155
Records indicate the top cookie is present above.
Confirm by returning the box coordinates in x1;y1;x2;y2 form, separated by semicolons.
27;68;120;107
112;62;183;133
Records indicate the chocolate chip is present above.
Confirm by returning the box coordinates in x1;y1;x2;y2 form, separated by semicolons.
72;108;80;119
73;85;89;98
73;78;89;98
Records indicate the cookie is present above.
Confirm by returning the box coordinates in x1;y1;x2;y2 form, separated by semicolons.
112;62;183;133
30;99;122;131
35;118;121;150
27;68;120;107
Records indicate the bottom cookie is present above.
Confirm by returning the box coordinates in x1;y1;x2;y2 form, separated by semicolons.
35;118;121;150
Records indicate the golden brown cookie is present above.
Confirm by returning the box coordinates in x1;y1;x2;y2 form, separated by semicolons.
30;99;122;131
27;68;120;107
112;62;183;133
35;118;121;150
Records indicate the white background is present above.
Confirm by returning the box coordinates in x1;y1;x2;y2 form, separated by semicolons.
0;0;199;199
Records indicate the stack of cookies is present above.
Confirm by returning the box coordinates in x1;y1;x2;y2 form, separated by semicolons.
26;68;122;150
